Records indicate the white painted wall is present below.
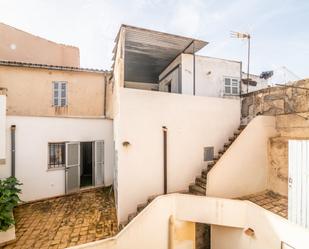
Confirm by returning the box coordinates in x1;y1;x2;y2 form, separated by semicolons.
159;54;181;93
0;95;5;164
68;194;309;249
182;54;241;97
207;116;279;198
159;54;268;97
159;68;180;93
181;54;194;95
160;54;242;97
0;116;114;202
115;88;240;222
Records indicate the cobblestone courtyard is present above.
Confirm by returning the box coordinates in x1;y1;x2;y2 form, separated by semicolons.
3;187;117;249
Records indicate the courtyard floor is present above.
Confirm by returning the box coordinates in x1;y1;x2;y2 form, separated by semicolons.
3;187;117;249
240;190;288;219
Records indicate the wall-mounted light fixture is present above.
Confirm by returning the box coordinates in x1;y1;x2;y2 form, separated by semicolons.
122;141;131;147
244;227;255;237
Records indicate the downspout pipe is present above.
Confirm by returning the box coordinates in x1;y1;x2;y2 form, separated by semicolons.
11;125;16;177
163;126;168;194
193;41;196;96
103;74;107;117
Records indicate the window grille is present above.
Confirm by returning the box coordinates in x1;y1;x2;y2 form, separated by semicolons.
204;147;214;161
48;143;65;169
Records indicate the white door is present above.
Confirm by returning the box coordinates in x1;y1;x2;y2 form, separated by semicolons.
288;140;309;228
94;140;104;186
65;142;80;194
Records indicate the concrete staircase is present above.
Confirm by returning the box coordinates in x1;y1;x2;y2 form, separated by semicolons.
119;125;246;229
188;125;246;195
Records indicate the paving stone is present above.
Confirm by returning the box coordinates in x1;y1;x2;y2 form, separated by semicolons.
240;190;288;218
3;187;117;249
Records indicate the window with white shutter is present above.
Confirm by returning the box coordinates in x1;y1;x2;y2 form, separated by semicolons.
53;81;67;107
224;77;239;95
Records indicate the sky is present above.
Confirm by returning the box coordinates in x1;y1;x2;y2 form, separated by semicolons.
0;0;308;78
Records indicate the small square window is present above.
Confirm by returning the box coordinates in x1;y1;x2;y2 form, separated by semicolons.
224;78;239;95
48;143;65;169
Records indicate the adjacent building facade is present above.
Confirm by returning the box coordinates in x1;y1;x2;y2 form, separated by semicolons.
0;23;80;67
0;60;115;201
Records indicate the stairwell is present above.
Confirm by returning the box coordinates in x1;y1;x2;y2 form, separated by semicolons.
189;125;246;195
119;125;246;229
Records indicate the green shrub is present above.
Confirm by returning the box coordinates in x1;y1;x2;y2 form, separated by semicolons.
0;177;22;231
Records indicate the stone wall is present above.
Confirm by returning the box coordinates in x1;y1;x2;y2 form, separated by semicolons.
241;79;309;124
268;136;288;196
241;79;309;196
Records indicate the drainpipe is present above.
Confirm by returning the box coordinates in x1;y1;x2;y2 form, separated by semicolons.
11;125;16;177
193;41;196;96
163;126;168;194
103;74;107;117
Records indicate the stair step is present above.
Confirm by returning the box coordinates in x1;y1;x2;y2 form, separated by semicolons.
218;149;224;155
189;184;206;195
203;162;216;176
208;161;215;167
147;194;160;204
119;221;128;230
239;125;246;130
224;141;232;148
229;136;236;142
196;177;206;189
128;212;137;222
202;169;208;178
234;130;242;136
137;203;148;213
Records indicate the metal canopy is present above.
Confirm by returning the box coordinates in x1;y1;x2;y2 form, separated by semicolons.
114;25;208;83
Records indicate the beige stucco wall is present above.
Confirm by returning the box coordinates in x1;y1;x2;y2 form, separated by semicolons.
0;23;80;67
0;65;108;117
268;136;289;196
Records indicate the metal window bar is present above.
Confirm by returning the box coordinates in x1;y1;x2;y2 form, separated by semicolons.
48;143;65;169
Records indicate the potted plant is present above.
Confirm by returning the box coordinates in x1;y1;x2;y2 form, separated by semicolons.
0;177;22;245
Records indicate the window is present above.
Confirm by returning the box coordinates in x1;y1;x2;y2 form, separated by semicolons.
224;78;239;95
53;81;67;107
48;143;65;169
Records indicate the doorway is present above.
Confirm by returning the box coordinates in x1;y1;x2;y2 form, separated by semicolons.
80;142;93;188
65;140;105;194
288;140;309;228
